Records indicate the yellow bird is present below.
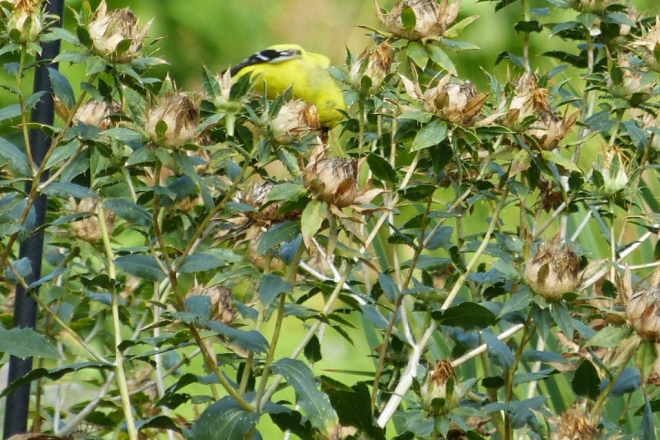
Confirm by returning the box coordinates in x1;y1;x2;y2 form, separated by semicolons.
230;44;347;128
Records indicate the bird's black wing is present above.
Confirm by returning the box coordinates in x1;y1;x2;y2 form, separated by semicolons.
227;48;302;76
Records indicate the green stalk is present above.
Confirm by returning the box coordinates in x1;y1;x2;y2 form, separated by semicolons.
98;205;138;440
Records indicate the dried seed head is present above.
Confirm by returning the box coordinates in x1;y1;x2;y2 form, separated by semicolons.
626;287;660;341
350;42;393;91
401;74;487;126
630;17;660;72
566;0;610;14
421;360;461;415
608;56;655;104
553;404;597;440
187;285;238;324
270;99;320;144
88;0;152;63
240;181;284;222
69;197;115;242
385;0;460;40
525;241;580;300
146;92;199;149
504;73;577;150
303;155;360;208
7;0;43;43
70;99;122;129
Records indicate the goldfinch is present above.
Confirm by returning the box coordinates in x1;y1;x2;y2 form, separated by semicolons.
230;44;346;128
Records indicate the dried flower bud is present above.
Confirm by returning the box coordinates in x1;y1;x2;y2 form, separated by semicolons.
630;17;660;73
146;92;199;149
7;0;43;43
626;287;660;341
401;74;487;126
88;0;152;63
504;72;578;150
552;404;597;440
69;197;115;242
566;0;610;15
349;43;393;91
608;56;656;105
421;361;461;415
71;99;122;129
525;241;580;300
187;285;238;324
384;0;460;40
269;99;320;144
303;154;359;208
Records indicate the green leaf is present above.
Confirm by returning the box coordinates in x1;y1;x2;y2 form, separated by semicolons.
259;274;293;308
48;67;76;109
301;200;324;246
585;325;631;348
572;359;600;400
0;138;30;176
257;221;301;255
366;153;397;184
103;199;153;227
271;358;339;433
42;182;97;199
0;104;21;122
378;273;400;302
206;321;269;353
304;335;322;363
177;253;225;273
411;120;447;151
1;361;112;397
27;268;65;291
551;301;573;337
540;150;581;172
431;302;497;330
398;184;437;201
0;327;60;360
481;330;515;370
266;182;306;202
115;255;166;281
427;43;457;75
185;396;261;440
406;41;428;68
641;395;657;440
401;5;417;30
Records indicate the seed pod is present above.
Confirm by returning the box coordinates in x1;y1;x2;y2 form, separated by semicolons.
349;42;393;92
88;0;152;63
384;0;460;40
421;360;461;416
525;241;580;300
146;92;199;149
552;404;597;440
7;0;43;43
71;99;122;129
270;99;320;145
629;17;660;73
626;287;660;341
401;74;487;126
187;285;238;325
504;72;577;150
303;156;359;208
69;197;116;242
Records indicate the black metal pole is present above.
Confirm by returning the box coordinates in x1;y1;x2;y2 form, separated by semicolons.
3;0;65;437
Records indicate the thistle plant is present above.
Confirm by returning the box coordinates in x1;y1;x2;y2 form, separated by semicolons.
2;0;660;439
